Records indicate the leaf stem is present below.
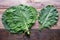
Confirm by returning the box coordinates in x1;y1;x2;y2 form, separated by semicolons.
24;21;30;35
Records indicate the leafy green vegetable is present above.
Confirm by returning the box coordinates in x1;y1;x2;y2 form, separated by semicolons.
38;5;58;30
2;4;37;35
2;4;58;35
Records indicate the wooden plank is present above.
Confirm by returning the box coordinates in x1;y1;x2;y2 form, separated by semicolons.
0;29;60;40
0;8;60;29
0;0;60;40
0;0;60;9
0;9;6;29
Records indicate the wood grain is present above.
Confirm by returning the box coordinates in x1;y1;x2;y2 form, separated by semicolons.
0;0;60;40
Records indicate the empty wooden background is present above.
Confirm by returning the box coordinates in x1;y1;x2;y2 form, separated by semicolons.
0;0;60;40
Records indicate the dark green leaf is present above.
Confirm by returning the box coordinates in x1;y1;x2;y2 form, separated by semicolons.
2;4;37;35
38;5;58;30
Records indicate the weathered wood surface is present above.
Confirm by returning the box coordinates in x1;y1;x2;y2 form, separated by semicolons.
0;29;60;40
0;0;60;40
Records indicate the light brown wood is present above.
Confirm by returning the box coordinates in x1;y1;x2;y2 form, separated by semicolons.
0;0;60;40
0;8;60;29
0;0;60;9
0;0;60;31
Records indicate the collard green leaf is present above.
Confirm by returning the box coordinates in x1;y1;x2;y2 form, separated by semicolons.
38;5;58;30
2;4;37;35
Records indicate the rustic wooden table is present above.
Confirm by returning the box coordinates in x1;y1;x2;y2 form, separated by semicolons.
0;0;60;40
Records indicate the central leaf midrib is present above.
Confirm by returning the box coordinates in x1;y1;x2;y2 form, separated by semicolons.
22;12;29;34
41;8;54;27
